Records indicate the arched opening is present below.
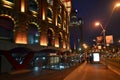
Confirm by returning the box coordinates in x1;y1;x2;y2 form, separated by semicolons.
47;8;53;20
28;0;38;12
58;33;63;48
58;15;61;24
28;24;39;44
0;16;14;41
47;29;54;46
47;0;53;5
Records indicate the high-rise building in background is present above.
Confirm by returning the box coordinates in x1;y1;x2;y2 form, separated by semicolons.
0;0;71;73
69;9;83;53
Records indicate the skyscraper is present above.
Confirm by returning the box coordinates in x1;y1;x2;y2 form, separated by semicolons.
69;9;83;53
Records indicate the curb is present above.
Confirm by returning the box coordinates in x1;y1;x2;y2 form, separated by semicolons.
108;65;120;76
9;69;31;75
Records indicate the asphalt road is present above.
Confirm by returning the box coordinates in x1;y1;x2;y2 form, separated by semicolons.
1;62;120;80
0;63;81;80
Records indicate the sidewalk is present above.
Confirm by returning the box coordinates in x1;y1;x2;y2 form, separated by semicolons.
101;60;120;76
64;61;120;80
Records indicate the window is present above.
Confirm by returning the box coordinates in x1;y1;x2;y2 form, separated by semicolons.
47;29;53;46
58;5;62;13
28;24;39;44
7;0;14;2
47;0;53;5
58;15;61;27
47;8;53;22
58;33;63;48
63;21;66;31
28;0;38;14
0;16;14;41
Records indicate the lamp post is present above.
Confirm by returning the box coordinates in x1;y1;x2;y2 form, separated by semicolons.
95;22;106;48
95;22;108;69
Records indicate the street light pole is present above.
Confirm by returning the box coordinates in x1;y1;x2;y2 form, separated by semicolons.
95;22;106;48
95;22;108;69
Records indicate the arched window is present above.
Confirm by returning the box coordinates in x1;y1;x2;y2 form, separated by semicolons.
7;0;14;2
58;5;62;13
47;29;53;46
0;16;14;41
47;0;53;5
58;15;61;24
28;0;38;12
47;8;53;20
28;24;39;44
58;33;63;48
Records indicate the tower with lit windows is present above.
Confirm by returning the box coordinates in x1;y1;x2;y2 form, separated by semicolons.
69;9;83;53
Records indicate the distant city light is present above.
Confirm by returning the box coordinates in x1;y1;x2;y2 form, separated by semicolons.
79;48;81;51
34;67;39;71
36;57;39;61
75;9;78;12
42;57;46;60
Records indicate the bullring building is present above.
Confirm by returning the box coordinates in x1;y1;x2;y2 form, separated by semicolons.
0;0;71;73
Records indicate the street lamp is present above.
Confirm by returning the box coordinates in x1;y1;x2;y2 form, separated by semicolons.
95;22;106;48
95;22;108;68
115;3;120;8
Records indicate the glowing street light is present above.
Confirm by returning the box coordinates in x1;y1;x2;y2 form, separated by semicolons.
115;3;120;8
83;43;88;49
112;2;120;13
94;22;106;48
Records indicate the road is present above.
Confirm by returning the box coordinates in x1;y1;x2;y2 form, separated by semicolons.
64;62;120;80
1;62;120;80
0;64;80;80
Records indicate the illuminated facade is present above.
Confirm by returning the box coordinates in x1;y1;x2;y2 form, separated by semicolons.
0;0;71;72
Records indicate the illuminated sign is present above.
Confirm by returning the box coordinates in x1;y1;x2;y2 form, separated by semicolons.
93;53;100;62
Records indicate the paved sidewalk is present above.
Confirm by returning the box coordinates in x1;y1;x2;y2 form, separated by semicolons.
101;60;120;76
64;62;120;80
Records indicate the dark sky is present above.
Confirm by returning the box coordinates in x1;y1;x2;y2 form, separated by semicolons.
71;0;120;46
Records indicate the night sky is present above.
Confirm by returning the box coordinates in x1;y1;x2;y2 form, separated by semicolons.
72;0;120;46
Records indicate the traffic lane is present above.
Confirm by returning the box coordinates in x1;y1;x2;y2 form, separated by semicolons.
64;62;120;80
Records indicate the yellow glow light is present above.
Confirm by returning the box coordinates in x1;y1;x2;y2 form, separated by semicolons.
40;36;47;46
115;3;120;7
95;22;100;26
2;0;14;8
42;9;45;20
15;33;27;44
21;0;25;12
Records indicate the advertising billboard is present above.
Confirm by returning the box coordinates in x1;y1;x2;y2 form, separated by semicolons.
93;53;100;62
